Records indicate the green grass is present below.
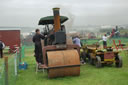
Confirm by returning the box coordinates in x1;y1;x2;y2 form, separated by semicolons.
81;38;128;47
0;52;17;85
0;52;13;70
0;58;3;66
15;46;128;85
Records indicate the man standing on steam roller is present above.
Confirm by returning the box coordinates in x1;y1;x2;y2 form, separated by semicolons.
33;29;45;65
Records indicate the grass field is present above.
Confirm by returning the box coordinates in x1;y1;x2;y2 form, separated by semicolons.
15;41;128;85
0;52;13;68
81;37;128;46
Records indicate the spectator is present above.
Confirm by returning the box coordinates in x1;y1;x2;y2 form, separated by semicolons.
73;36;86;64
72;36;81;47
102;34;111;49
0;40;5;58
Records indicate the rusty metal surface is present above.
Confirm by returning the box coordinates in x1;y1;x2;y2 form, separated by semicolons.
42;45;80;78
0;30;20;51
42;44;80;65
48;67;80;78
53;8;61;32
46;49;80;78
47;49;80;67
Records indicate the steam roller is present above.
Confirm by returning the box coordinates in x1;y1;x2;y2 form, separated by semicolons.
38;8;80;78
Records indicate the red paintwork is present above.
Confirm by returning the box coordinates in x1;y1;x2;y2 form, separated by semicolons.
104;52;114;59
0;30;21;52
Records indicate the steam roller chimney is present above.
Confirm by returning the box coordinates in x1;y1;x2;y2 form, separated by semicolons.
53;7;61;32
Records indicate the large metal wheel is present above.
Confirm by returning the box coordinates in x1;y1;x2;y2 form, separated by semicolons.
115;56;122;68
95;56;102;68
47;49;80;78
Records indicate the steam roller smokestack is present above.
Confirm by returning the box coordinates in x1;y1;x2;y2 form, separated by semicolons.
53;7;61;32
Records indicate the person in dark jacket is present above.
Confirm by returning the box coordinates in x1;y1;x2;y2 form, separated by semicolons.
0;40;5;58
32;29;45;64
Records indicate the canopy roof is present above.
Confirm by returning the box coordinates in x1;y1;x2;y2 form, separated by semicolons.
38;16;68;25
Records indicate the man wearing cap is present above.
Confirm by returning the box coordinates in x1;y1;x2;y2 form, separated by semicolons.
32;29;45;64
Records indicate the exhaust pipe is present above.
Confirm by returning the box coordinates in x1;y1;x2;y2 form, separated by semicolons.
53;8;61;32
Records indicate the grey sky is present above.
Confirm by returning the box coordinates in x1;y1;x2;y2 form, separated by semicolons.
0;0;128;27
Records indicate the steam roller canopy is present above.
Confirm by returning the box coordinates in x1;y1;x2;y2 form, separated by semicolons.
47;49;80;78
38;16;68;25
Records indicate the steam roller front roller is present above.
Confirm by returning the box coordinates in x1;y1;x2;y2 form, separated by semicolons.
47;49;80;78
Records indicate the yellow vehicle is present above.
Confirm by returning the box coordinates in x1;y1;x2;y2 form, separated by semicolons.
81;44;122;68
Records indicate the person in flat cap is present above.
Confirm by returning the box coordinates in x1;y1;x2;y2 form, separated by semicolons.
32;29;46;65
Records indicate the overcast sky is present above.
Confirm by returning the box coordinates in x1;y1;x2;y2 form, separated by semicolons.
0;0;128;27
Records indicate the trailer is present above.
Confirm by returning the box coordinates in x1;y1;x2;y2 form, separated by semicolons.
0;30;21;52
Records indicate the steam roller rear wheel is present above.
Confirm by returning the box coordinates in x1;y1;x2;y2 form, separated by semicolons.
47;49;80;78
